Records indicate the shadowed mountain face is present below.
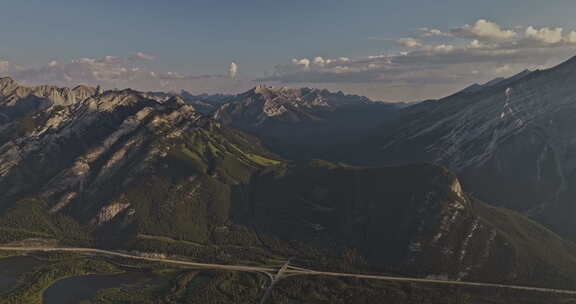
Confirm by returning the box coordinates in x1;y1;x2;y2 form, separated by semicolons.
236;161;576;289
353;56;576;240
213;85;404;159
1;79;576;291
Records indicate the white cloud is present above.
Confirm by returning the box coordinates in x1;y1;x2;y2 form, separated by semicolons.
525;26;564;44
566;31;576;43
451;19;517;41
431;44;455;52
397;38;423;48
418;27;451;37
292;58;311;69
132;52;156;61
314;56;326;66
494;64;512;75
468;40;483;49
229;62;238;79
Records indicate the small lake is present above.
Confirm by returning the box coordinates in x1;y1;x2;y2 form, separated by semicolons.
0;255;44;293
43;271;161;304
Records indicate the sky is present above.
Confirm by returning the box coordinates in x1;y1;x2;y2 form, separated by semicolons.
1;0;576;101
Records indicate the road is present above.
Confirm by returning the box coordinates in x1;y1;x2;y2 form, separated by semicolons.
285;269;576;295
0;246;275;274
1;246;576;297
259;258;292;304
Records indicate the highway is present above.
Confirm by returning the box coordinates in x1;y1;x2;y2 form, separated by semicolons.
259;258;292;304
1;246;576;297
285;269;576;295
0;246;275;274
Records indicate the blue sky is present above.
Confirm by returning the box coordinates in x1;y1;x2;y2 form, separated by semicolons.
2;0;576;100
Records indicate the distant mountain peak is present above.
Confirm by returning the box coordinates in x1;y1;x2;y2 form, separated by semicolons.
0;76;18;94
459;69;533;95
214;86;385;128
0;76;16;84
244;85;375;107
167;95;187;105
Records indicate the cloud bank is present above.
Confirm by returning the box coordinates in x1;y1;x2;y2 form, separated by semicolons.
2;19;576;101
0;53;250;95
261;19;576;100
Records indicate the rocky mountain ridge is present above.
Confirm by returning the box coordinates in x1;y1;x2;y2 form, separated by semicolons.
359;55;576;239
1;78;576;290
214;85;382;125
213;85;403;159
0;77;101;124
0;82;279;242
143;90;232;114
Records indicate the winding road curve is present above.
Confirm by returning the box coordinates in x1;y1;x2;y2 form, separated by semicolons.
1;246;576;297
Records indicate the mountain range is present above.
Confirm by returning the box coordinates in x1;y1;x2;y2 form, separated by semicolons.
3;54;576;302
213;85;405;159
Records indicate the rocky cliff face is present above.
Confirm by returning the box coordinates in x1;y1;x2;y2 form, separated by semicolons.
363;55;576;240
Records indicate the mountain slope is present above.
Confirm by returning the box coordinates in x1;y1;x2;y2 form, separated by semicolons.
0;83;280;246
359;55;576;240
